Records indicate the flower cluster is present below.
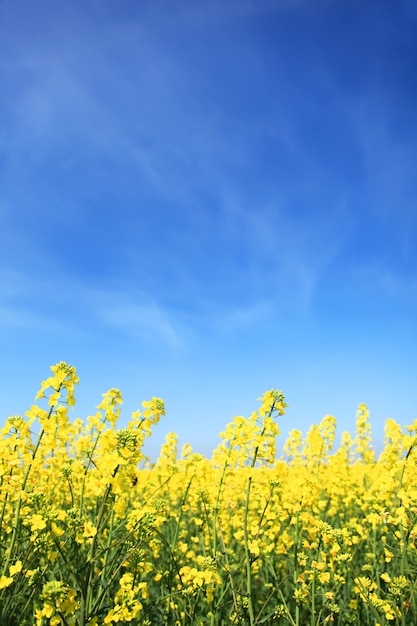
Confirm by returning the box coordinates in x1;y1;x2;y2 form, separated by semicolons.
1;363;417;626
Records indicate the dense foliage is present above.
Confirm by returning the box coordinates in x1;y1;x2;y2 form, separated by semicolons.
1;362;416;625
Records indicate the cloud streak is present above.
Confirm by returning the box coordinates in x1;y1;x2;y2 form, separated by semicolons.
91;289;183;349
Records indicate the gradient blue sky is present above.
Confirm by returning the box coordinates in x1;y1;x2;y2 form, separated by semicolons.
1;0;417;459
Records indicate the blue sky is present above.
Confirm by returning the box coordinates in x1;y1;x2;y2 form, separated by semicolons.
1;0;417;459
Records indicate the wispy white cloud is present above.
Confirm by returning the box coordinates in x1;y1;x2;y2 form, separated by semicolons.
205;300;274;334
207;186;355;313
90;289;183;349
346;264;417;305
1;0;415;347
0;267;185;347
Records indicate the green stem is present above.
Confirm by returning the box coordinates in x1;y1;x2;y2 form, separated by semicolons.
243;474;255;626
2;423;48;577
171;477;193;553
79;414;107;516
212;458;230;558
310;573;315;626
84;473;117;622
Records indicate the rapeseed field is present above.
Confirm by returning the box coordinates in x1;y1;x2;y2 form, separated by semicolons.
1;362;416;625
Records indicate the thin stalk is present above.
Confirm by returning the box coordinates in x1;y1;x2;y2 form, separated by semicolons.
78;415;107;516
217;522;240;617
241;399;277;626
212;455;231;557
275;587;297;626
243;474;255;626
2;381;65;578
310;573;315;626
2;424;48;576
84;472;118;622
170;476;193;552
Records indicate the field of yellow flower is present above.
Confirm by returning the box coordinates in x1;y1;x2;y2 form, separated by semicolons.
1;362;417;625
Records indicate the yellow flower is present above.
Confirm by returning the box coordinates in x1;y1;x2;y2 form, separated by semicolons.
51;522;64;537
384;548;394;562
318;572;331;585
0;576;14;590
30;514;47;532
83;521;98;538
9;561;23;577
